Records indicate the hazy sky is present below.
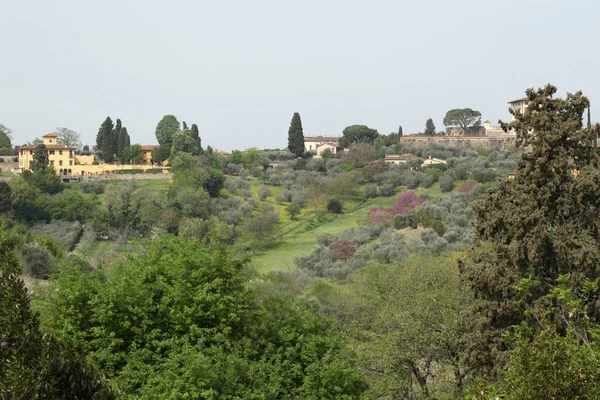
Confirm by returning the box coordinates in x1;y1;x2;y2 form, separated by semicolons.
1;0;599;151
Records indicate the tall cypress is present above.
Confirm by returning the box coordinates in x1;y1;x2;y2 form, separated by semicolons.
99;117;114;162
287;112;305;157
190;124;202;154
118;127;131;160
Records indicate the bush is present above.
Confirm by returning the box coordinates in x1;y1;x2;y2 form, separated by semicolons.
32;220;83;251
394;213;411;229
326;199;343;214
18;243;56;279
80;181;105;194
363;184;378;199
458;180;477;198
439;174;455;192
257;186;271;201
378;184;395;197
328;240;357;261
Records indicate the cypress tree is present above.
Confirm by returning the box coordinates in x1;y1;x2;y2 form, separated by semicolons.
424;119;436;135
118;127;131;160
182;121;188;130
287;112;305;157
398;125;403;137
190;124;202;154
30;144;49;171
99;117;114;162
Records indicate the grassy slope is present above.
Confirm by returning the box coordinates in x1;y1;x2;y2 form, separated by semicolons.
251;195;399;273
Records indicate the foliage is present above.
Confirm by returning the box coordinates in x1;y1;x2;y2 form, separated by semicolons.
327;198;343;214
32;220;83;251
457;180;477;198
0;235;116;399
54;127;81;149
30;144;49;172
0;123;12;149
99;117;116;162
257;185;272;200
171;154;224;198
327;256;474;399
22;167;62;195
460;84;600;374
34;236;368;398
121;143;143;164
0;181;11;213
17;242;56;279
155;114;180;149
424;118;436;135
286;201;303;220
343;143;376;167
287;112;305;157
80;181;105;194
171;130;200;158
328;240;357;261
438;173;455;192
339;125;379;148
443;108;482;133
241;203;280;249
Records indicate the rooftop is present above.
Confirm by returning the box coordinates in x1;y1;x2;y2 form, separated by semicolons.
508;97;529;104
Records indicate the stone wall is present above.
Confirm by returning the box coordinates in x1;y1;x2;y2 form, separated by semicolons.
400;135;517;150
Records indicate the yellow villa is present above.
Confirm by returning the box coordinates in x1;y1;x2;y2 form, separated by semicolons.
19;134;168;176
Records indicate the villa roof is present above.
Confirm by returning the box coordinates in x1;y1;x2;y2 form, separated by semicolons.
140;145;160;151
508;97;529;104
304;136;340;142
19;144;73;150
42;133;57;137
385;154;416;160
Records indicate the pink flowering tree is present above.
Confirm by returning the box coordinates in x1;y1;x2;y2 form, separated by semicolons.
328;240;358;261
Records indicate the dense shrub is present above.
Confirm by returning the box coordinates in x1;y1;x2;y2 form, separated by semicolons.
257;185;271;201
328;240;357;261
18;243;56;279
378;184;395;197
80;181;105;194
363;184;378;199
326;198;343;214
439;174;455;192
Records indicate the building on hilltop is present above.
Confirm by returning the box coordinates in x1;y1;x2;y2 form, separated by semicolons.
422;156;447;167
19;135;168;176
18;134;76;172
384;154;417;165
508;97;530;122
314;142;338;157
304;136;340;152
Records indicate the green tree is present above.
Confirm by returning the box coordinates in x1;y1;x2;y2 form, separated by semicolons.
339;125;379;148
151;146;170;166
121;144;143;164
460;85;600;373
190;123;202;153
329;256;473;398
0;234;116;399
171;154;224;198
0;181;11;213
286;201;302;220
424;118;436;135
97;117;114;162
287;112;305;157
342;142;376;167
0;124;12;154
117;126;130;159
443;108;482;133
398;125;403;137
155;114;180;149
30;144;49;171
54;127;81;149
170;130;199;158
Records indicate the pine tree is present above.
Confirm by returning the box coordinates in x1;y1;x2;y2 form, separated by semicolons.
287;112;305;157
424;119;436;135
99;117;114;162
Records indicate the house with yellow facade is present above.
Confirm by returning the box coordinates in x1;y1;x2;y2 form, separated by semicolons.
19;134;168;176
18;134;78;174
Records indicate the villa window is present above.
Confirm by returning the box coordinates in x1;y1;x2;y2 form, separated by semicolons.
59;150;63;155
50;160;54;166
49;150;55;155
69;160;73;166
30;150;33;155
59;160;63;166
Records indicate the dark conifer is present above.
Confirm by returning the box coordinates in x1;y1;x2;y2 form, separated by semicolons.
287;112;305;157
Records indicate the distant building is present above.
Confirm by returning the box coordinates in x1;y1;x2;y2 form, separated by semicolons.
422;156;447;167
508;97;530;122
384;154;417;165
18;134;76;172
315;142;338;157
304;136;340;152
140;145;160;164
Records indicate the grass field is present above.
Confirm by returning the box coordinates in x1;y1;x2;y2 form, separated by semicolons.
251;195;399;273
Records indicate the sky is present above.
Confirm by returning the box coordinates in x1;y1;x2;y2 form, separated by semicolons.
1;0;599;151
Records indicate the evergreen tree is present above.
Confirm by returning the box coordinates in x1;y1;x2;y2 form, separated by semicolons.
460;84;600;373
191;123;202;153
155;115;180;149
182;121;188;130
118;127;131;161
30;144;49;171
97;117;113;161
287;112;305;157
398;125;403;137
113;119;122;159
424;118;436;135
